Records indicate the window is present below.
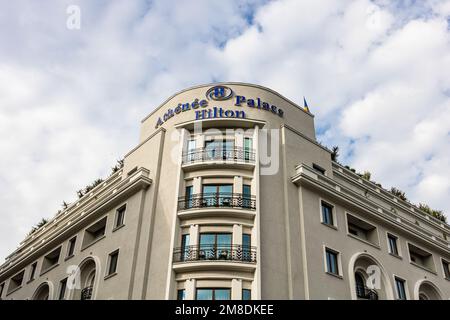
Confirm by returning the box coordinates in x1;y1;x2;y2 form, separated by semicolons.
180;234;190;261
313;163;326;175
408;243;435;272
321;201;334;226
107;250;119;276
82;217;107;249
115;205;126;228
187;139;196;162
387;234;399;256
205;139;234;160
325;248;339;276
242;233;252;262
202;184;233;207
8;270;25;293
196;288;231;300
42;247;61;273
242;289;251;300
242;184;252;208
395;277;407;300
346;214;379;246
244;137;253;161
29;262;37;281
67;237;77;258
442;260;450;279
58;278;67;300
185;185;193;209
199;233;232;260
0;282;4;298
177;289;186;300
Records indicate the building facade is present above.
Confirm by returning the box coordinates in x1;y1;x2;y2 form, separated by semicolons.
1;83;449;300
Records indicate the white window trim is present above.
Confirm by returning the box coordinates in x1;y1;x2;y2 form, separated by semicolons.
385;231;402;258
439;257;450;280
393;274;409;300
105;248;120;278
322;244;343;278
319;198;338;229
113;203;127;230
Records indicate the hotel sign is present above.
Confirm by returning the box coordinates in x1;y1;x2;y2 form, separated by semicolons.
155;85;284;128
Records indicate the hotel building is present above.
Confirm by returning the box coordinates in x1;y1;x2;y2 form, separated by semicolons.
0;83;449;300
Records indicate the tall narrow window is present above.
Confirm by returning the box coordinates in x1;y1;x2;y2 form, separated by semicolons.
181;234;190;261
187;139;196;162
325;248;339;275
442;260;450;279
242;289;251;300
177;289;186;300
185;186;193;209
67;237;76;258
115;205;126;228
395;277;407;300
58;278;67;300
388;234;399;256
244;137;252;161
242;233;252;262
321;202;334;226
107;250;119;276
242;184;252;209
29;262;37;281
0;282;5;298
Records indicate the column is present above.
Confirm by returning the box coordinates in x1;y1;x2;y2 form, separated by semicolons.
234;176;243;194
189;224;199;247
185;279;196;300
231;279;243;300
232;224;243;246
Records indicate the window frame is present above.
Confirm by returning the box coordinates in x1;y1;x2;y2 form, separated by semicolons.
105;249;120;278
28;261;38;282
393;275;408;300
386;232;401;258
196;288;231;300
177;289;186;300
323;246;342;278
406;241;436;274
440;258;450;280
58;278;68;300
319;199;337;229
40;246;62;275
242;288;251;300
113;204;127;230
66;236;77;260
345;212;380;248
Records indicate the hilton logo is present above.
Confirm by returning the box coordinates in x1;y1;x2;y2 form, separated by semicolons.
155;86;284;128
206;85;233;101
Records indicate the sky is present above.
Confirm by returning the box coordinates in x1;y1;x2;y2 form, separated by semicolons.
0;0;450;261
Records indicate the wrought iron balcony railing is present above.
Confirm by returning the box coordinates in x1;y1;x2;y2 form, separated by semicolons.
182;147;256;164
173;245;257;263
178;193;256;211
81;286;93;300
356;283;378;300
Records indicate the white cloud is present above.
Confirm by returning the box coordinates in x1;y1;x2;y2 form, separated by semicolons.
0;0;449;261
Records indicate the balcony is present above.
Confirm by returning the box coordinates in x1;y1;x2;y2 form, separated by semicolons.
182;147;255;169
81;286;93;300
173;245;257;264
178;193;256;211
356;284;378;300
